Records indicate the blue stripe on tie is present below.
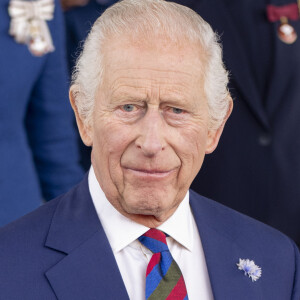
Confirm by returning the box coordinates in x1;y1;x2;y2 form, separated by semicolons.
146;264;162;298
183;295;189;300
160;251;173;276
140;236;168;253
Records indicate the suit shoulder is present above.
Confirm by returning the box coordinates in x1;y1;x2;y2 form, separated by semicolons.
0;184;83;298
0;195;59;244
190;190;300;299
189;189;298;251
0;182;80;244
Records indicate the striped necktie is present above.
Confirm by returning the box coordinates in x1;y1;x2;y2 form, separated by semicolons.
138;228;189;300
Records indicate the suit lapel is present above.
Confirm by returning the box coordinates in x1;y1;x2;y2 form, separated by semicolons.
44;175;129;300
45;231;129;300
190;191;264;300
195;0;269;129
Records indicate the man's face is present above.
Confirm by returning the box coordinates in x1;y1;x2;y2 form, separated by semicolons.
75;36;225;227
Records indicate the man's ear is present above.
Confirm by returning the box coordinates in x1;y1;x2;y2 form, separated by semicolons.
69;86;93;147
205;96;233;154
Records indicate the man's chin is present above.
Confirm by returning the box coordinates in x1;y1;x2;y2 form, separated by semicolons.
123;200;167;215
120;190;179;222
123;204;175;227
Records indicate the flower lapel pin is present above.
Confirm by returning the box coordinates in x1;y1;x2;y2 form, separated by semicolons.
237;258;262;282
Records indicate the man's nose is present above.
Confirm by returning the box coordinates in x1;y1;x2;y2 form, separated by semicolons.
135;109;166;157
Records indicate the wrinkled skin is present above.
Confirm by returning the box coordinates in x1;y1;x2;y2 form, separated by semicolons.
71;35;232;227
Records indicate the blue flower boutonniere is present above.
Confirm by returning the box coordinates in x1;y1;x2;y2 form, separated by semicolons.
237;258;262;282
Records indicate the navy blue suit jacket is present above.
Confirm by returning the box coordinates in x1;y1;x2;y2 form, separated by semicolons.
0;175;299;299
0;0;83;225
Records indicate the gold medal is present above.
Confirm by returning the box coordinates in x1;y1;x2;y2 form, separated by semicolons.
267;3;299;45
278;16;297;44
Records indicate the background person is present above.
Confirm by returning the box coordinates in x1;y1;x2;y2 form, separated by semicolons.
0;0;83;225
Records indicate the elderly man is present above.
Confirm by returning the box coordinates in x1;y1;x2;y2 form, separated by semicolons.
0;1;299;299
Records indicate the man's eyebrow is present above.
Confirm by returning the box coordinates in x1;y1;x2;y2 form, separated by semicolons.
110;89;148;103
159;91;190;104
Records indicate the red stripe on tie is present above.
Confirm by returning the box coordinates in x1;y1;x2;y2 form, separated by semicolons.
144;228;167;244
146;253;161;276
166;275;187;300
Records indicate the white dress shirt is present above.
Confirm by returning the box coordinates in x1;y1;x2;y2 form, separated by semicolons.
89;167;214;300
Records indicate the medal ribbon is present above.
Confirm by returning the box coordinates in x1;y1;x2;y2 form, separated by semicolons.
266;3;299;22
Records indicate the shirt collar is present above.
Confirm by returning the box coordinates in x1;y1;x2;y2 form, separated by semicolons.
88;166;194;253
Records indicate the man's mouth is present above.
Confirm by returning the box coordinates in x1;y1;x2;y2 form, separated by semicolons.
123;167;178;179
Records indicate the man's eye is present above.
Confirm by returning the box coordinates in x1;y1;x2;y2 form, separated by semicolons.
122;104;135;112
172;107;183;114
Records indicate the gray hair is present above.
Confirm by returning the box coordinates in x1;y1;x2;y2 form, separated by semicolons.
71;0;230;129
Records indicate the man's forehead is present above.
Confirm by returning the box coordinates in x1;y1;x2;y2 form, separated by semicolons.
102;33;205;67
103;61;205;104
101;35;205;84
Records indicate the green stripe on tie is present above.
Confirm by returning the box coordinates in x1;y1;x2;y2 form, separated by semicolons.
148;260;182;300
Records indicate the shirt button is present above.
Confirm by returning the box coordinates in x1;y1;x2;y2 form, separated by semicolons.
258;132;272;146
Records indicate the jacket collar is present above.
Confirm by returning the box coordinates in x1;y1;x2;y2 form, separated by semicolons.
44;176;262;299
